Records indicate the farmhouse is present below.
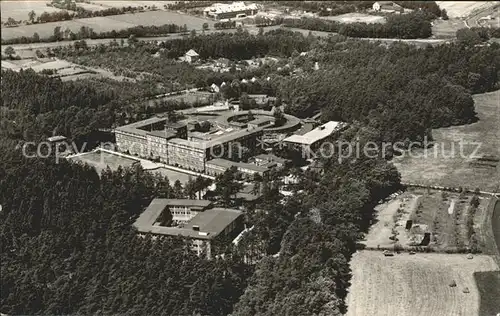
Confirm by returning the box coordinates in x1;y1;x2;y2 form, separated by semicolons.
203;2;258;20
134;199;243;259
372;1;403;13
184;49;200;63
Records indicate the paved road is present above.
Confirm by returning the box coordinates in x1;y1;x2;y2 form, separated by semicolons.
464;2;499;28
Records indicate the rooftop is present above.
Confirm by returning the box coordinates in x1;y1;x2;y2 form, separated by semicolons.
134;207;241;240
147;130;178;139
283;121;347;146
115;116;168;136
254;153;288;164
47;135;67;142
203;2;258;14
207;158;269;173
134;199;213;229
115;116;187;136
185;49;199;57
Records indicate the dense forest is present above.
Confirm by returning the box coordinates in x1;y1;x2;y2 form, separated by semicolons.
0;152;252;315
0;69;196;142
0;127;400;316
278;38;500;143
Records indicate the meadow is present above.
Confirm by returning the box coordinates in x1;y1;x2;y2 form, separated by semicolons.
346;251;499;316
68;151;138;174
393;90;500;192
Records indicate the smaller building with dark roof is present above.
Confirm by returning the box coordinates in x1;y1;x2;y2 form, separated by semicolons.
133;199;243;258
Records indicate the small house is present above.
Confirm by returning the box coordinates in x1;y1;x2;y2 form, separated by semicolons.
185;49;200;63
210;83;220;93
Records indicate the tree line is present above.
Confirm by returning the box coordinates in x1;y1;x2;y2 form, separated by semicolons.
282;11;433;39
1;23;188;45
278;37;500;144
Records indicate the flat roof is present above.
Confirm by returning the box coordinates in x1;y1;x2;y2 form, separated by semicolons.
115;117;186;136
147;130;177;139
47;135;67;142
134;199;212;229
168;138;207;150
207;158;269;173
134;199;170;229
254;153;288;164
172;127;262;150
115;116;168;136
135;207;241;240
283;121;346;145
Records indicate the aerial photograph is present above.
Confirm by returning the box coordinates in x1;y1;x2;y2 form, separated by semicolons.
1;0;499;315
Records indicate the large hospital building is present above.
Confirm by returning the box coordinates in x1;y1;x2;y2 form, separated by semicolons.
114;116;263;172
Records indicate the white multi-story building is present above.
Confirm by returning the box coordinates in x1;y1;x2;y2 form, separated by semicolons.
203;2;258;20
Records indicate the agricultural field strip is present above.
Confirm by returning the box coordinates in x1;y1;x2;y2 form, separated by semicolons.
1;10;214;41
346;250;500;316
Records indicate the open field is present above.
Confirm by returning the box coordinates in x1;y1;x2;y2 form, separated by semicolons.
69;151;138;174
0;0;63;22
362;188;487;251
148;167;193;185
346;250;499;316
393;90;500;193
89;1;176;9
431;18;465;38
1;10;213;40
320;13;386;24
435;1;497;18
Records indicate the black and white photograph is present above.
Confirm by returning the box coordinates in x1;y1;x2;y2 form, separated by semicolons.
1;0;499;315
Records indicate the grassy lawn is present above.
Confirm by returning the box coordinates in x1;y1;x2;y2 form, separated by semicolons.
69;151;138;174
148;167;194;185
